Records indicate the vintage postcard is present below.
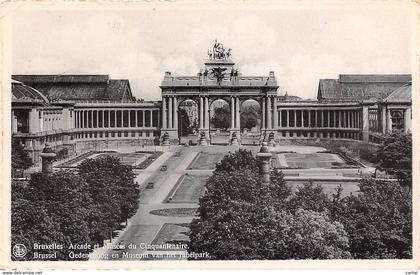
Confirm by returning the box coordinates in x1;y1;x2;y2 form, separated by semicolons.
0;0;419;271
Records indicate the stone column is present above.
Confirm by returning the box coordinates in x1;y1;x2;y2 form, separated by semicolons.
266;97;271;129
121;110;124;128
380;106;386;134
293;110;297;127
235;97;240;129
96;110;99;128
327;110;330;127
199;97;204;129
162;97;167;129
404;107;411;133
142;111;146;128
128;110;131;128
349;111;353;128
347;111;351;128
114;110;117;128
279;109;282;128
150;110;153;128
315;110;318;127
273;97;278;129
135;110;138;127
301;110;304;127
256;142;272;186
362;105;369;142
338;111;342;128
73;111;77;129
204;97;209;129
168;97;173;129
261;98;266;129
387;109;392;132
82;110;85;128
101;110;105;128
321;111;324;127
173;97;178;129
11;110;17;133
231;97;235;129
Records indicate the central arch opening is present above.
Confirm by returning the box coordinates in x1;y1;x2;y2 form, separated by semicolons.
178;99;199;144
240;98;261;145
209;98;231;145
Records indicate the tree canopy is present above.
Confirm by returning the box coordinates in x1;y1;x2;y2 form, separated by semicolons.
211;106;230;130
189;149;351;260
12;140;33;175
376;131;412;186
240;105;260;130
189;148;412;260
11;155;140;260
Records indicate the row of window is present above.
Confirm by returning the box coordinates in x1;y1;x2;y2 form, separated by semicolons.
276;130;360;139
74;131;157;139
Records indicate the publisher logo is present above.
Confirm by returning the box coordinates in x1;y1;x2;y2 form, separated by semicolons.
13;244;27;258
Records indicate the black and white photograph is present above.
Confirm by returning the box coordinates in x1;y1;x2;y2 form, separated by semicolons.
1;0;418;270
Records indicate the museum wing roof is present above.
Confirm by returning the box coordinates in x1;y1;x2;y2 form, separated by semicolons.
317;74;411;102
12;80;50;105
12;75;133;102
384;84;411;103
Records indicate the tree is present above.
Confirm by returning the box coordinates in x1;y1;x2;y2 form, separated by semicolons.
78;155;139;243
190;193;350;260
189;149;350;260
11;156;140;260
178;108;191;136
240;105;260;130
211;106;230;129
215;149;259;174
287;181;331;213
11;139;32;175
24;171;93;260
12;198;67;261
330;178;412;259
376;131;412;186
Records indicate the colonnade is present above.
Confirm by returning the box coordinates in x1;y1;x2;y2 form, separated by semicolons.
74;109;159;129
276;109;362;129
261;96;277;129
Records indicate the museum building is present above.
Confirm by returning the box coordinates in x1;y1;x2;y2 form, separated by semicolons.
11;43;412;165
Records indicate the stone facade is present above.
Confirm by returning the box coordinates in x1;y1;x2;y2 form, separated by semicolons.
11;44;412;165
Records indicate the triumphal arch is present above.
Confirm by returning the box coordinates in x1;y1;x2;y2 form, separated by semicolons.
160;41;278;143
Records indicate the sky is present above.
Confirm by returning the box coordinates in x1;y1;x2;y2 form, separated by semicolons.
11;3;413;101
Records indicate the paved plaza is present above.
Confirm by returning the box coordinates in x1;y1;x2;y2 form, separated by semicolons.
86;144;372;260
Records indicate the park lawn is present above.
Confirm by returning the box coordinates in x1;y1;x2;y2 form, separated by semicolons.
170;174;209;203
187;152;226;170
149;208;198;217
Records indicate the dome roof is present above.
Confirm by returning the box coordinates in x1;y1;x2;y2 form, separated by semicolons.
12;80;49;104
